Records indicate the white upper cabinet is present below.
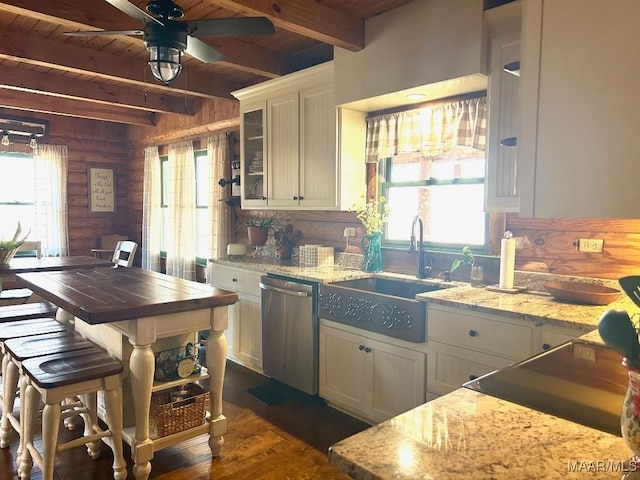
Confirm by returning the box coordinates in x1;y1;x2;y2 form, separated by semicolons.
518;0;640;218
484;1;521;212
233;62;365;210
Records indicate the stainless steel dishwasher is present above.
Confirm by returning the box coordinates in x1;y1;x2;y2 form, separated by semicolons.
259;274;318;395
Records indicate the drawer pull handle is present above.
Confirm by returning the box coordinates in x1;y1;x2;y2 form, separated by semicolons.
468;330;478;337
364;347;371;353
469;374;478;381
232;278;238;282
358;344;365;351
542;343;551;350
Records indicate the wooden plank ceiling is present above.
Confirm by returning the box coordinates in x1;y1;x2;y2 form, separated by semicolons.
0;0;414;126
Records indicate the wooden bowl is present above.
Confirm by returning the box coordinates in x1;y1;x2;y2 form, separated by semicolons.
543;281;622;305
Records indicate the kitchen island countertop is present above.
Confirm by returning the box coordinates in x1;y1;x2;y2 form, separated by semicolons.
329;387;631;480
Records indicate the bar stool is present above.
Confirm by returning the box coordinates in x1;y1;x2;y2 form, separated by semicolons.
0;332;95;452
19;347;126;480
0;318;66;404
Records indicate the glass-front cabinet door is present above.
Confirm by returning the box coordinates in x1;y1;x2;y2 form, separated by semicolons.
240;101;267;207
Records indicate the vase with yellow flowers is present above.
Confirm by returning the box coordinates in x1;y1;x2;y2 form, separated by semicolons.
351;197;390;272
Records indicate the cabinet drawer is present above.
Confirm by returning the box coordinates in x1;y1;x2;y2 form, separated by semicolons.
428;307;531;359
428;341;512;396
211;265;261;296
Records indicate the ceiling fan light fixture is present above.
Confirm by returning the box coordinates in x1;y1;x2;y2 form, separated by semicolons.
148;45;183;84
29;135;38;149
1;131;10;146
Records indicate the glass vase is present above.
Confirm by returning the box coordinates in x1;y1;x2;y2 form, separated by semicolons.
622;360;640;465
361;233;383;272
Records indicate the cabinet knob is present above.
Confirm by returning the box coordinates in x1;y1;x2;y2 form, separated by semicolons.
232;278;238;282
299;196;304;200
468;330;478;337
358;344;365;351
542;343;551;351
469;374;478;381
293;196;298;200
364;347;371;353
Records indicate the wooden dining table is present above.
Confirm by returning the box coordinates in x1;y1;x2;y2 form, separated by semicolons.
0;255;113;291
17;267;238;480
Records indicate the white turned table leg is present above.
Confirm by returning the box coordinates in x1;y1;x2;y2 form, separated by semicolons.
128;317;156;480
207;306;229;457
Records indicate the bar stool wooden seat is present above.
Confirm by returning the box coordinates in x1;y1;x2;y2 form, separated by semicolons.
0;332;94;449
19;347;126;480
0;302;57;323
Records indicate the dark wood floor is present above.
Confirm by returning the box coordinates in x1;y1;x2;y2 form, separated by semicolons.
0;361;369;479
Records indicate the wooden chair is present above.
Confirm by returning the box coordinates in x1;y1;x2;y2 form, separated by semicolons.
112;241;137;268
91;235;128;260
16;241;42;259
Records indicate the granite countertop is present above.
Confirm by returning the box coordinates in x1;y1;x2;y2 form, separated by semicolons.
417;284;639;331
213;257;638;332
329;388;631;480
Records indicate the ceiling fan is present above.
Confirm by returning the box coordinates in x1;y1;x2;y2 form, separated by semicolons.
65;0;276;84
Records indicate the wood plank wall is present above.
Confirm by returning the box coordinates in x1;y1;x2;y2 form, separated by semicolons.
0;109;130;256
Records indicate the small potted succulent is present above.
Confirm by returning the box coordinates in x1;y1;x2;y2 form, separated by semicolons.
240;212;280;246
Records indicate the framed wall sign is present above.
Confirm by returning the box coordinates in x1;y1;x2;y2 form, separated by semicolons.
88;166;116;213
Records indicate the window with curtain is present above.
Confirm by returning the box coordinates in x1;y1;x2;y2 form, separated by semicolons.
0;146;68;256
366;95;488;250
143;134;230;280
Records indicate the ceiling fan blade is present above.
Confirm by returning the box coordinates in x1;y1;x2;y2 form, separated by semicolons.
183;17;275;37
64;29;144;36
105;0;164;26
186;36;225;63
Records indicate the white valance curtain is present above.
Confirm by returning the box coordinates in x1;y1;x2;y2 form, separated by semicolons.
33;144;68;256
142;145;162;272
365;96;488;163
166;140;196;280
206;134;231;263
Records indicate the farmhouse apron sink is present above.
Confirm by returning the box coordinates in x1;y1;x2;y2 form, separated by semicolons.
318;277;449;343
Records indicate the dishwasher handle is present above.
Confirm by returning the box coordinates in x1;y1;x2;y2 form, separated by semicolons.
259;282;310;298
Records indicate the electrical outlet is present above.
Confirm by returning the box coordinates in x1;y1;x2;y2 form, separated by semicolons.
576;238;604;253
343;227;355;237
573;344;597;362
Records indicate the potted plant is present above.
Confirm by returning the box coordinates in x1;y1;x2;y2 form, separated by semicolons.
449;246;482;285
0;222;30;265
350;196;390;272
240;212;279;246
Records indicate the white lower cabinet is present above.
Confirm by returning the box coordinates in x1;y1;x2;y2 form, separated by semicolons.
426;305;534;398
319;319;426;424
427;341;513;396
211;264;263;373
536;324;589;354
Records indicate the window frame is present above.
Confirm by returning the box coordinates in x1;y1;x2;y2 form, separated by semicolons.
379;156;489;254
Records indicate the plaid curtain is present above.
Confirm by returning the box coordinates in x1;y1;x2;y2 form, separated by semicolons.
365;96;487;163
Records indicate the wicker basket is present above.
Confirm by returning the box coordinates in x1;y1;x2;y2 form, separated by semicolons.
0;247;18;265
154;343;201;382
150;383;209;437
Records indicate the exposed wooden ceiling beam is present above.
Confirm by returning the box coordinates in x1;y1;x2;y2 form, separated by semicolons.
210;0;364;51
0;30;239;100
1;66;197;116
0;0;289;78
0;89;156;126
